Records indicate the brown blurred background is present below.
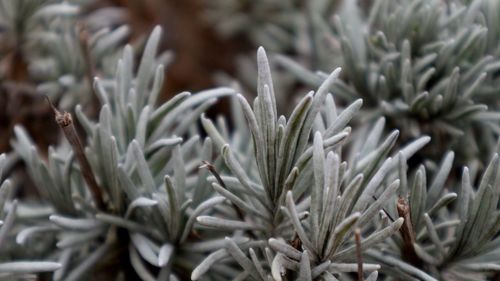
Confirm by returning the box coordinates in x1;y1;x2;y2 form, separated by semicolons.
0;0;253;154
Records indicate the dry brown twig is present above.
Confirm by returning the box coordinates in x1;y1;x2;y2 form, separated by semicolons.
396;197;423;267
46;96;106;210
355;228;363;281
199;160;256;239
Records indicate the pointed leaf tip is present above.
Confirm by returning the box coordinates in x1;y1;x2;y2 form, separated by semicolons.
331;67;342;77
152;25;162;36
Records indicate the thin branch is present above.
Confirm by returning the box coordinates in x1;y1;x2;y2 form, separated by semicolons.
199;161;256;239
199;161;244;219
355;228;363;281
396;197;422;267
200;161;227;189
396;197;416;244
373;195;395;222
77;23;99;113
46;96;105;210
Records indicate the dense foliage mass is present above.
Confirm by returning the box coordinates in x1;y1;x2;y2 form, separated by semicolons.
1;0;500;280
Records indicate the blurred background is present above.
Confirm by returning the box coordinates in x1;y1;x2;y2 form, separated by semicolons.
0;0;352;195
5;0;494;196
0;0;246;154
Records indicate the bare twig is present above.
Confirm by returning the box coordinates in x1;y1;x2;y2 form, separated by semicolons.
355;228;363;281
77;23;96;95
199;161;256;239
373;195;395;222
46;96;105;210
77;23;100;115
397;197;416;245
199;161;244;220
200;161;227;189
396;197;422;267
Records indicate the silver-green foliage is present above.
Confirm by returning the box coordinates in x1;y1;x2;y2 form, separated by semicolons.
192;47;433;280
6;1;500;279
279;0;500;165
0;0;47;66
0;0;129;108
29;1;130;109
370;152;500;281
203;0;342;53
0;154;61;280
13;26;234;280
